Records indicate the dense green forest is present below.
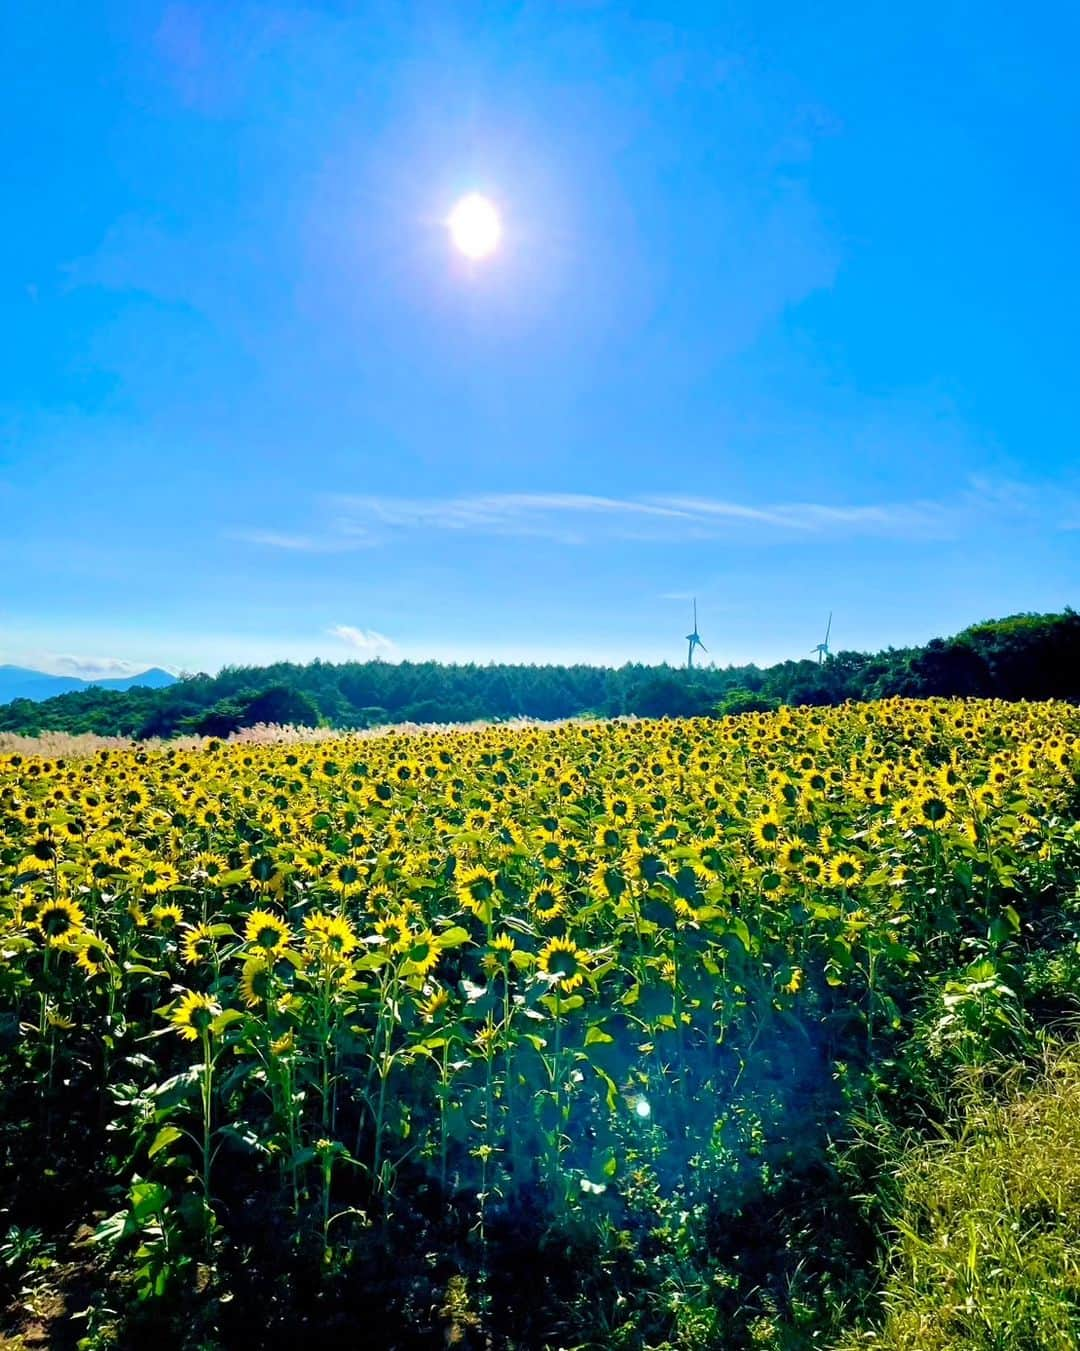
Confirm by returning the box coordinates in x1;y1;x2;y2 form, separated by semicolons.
2;610;1077;740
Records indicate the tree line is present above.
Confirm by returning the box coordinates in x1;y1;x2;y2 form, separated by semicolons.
2;610;1076;740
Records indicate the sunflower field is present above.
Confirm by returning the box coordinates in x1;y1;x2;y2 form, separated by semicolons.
2;698;1079;1349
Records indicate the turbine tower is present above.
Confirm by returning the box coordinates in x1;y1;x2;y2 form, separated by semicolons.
811;612;833;665
686;599;707;668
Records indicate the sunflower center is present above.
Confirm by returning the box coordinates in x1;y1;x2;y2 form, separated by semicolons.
41;908;74;937
921;797;949;822
549;952;580;979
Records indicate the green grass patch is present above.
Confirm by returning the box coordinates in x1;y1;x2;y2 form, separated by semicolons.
844;1048;1080;1350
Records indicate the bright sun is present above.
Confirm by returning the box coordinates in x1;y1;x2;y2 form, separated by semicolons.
447;193;502;260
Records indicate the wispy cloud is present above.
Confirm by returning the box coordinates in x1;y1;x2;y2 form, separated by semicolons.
226;528;372;553
234;477;1072;555
31;654;164;680
327;625;396;657
53;655;141;678
332;492;696;545
328;490;956;544
962;476;1080;533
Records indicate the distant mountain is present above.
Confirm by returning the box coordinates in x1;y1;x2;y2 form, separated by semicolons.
0;665;177;705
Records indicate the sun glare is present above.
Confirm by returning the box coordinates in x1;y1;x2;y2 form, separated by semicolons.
447;193;502;260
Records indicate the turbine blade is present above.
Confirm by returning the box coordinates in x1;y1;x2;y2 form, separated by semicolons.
824;611;832;644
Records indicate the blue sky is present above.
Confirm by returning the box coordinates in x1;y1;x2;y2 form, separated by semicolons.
3;2;1078;677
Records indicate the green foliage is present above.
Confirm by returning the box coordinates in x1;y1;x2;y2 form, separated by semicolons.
187;683;322;736
717;686;779;715
919;957;1031;1070
0;610;1076;740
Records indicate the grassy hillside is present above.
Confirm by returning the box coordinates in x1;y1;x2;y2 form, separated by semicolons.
1;609;1077;740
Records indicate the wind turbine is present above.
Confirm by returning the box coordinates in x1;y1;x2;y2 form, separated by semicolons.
686;599;707;668
811;612;833;664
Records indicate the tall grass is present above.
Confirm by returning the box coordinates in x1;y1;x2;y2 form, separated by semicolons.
0;715;606;759
842;1047;1080;1349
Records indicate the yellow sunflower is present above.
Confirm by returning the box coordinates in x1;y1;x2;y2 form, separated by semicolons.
239;955;273;1008
751;816;782;851
151;902;185;932
303;911;358;959
244;909;291;955
23;832;59;870
420;987;451;1022
15;896;42;928
913;791;953;830
181;921;218;966
456;865;498;918
825;852;863;888
801;853;827;884
402;928;441;978
170;990;222;1041
75;933;112;978
37;898;86;945
538;936;589;993
138;861;179;896
529;883;565;924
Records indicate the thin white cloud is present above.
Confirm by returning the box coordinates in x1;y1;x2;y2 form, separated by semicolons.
14;654;176;680
239;476;1069;555
963;476;1080;533
646;495;808;528
327;625;396;657
328;490;957;543
964;476;1040;516
773;500;951;533
227;528;372;552
51;655;138;677
335;492;694;532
